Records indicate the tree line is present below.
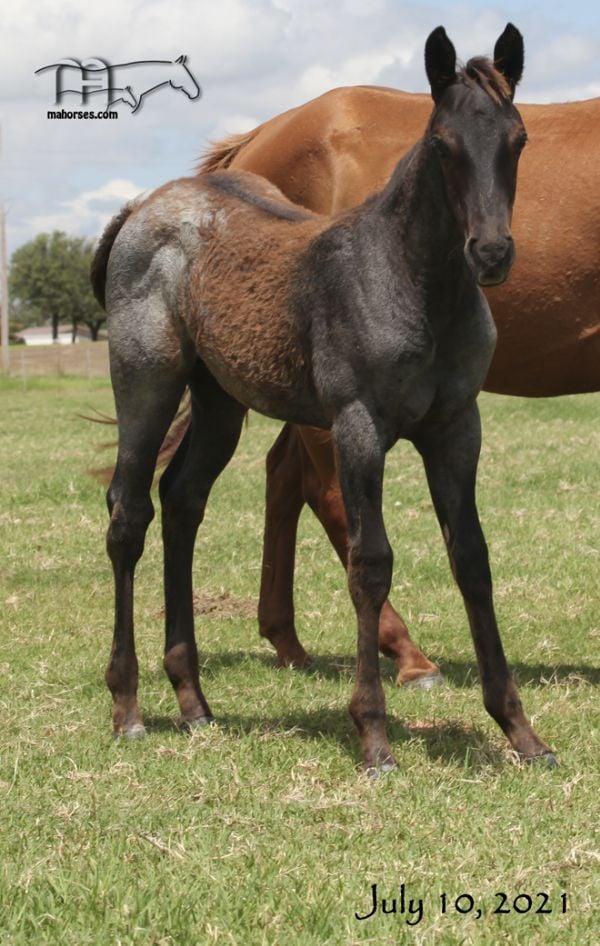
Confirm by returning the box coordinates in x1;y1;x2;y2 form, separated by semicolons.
9;231;106;342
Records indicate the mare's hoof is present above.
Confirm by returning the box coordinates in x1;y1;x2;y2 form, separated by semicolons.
182;715;216;732
115;723;147;741
402;671;444;691
364;757;398;780
276;655;314;671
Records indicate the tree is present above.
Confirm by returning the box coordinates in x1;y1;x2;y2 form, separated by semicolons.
9;231;106;341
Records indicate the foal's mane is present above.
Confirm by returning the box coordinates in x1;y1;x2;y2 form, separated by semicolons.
458;57;512;105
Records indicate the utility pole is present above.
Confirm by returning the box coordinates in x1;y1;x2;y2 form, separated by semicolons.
0;125;9;372
0;207;9;372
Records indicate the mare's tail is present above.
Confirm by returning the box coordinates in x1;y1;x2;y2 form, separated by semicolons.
86;394;191;483
196;124;263;173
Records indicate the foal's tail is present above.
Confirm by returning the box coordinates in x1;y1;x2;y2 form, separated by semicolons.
196;124;263;173
90;202;136;309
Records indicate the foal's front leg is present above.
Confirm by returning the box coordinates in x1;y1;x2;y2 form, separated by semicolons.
333;403;397;774
414;403;556;764
298;425;442;687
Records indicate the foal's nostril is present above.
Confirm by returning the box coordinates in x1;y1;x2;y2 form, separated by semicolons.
482;239;512;264
472;236;513;267
465;235;515;286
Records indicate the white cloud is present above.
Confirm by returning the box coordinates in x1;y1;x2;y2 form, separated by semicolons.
297;50;399;101
520;81;600;104
207;113;262;143
528;34;596;77
1;1;599;255
26;178;144;237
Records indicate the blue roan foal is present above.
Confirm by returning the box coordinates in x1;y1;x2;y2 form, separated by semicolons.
92;24;555;774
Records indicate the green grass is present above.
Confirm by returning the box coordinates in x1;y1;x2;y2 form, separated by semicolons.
0;376;598;945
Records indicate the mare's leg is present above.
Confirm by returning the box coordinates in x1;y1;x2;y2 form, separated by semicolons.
333;404;396;774
298;426;442;687
258;422;442;685
258;424;312;668
414;403;555;763
106;363;187;738
160;363;246;727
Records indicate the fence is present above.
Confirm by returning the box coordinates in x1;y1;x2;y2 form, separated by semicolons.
6;342;110;380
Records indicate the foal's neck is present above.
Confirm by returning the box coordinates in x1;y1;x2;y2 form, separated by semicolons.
367;137;466;286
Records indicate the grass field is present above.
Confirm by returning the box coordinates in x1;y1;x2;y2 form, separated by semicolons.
1;376;598;946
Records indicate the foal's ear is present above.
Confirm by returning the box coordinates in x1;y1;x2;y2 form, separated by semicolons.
425;26;457;103
493;23;524;99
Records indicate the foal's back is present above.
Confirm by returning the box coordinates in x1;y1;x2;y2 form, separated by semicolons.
108;172;326;421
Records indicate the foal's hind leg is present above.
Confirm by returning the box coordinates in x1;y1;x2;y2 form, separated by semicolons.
106;365;188;738
160;363;246;728
415;403;555;764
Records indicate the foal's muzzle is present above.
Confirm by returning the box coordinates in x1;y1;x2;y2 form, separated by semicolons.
465;235;515;286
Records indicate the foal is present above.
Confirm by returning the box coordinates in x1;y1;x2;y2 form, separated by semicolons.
93;24;555;773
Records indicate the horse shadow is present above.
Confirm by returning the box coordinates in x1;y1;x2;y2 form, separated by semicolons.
195;648;600;688
426;656;600;688
138;645;596;768
141;704;505;770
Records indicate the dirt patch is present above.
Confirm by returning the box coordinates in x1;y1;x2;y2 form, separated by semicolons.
156;590;256;620
192;590;257;620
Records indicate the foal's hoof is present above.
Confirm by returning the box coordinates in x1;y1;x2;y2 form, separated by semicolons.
181;715;216;732
363;757;398;780
402;671;444;691
527;751;559;769
115;723;147;741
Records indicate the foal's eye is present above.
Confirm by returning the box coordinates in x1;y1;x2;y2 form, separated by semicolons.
514;132;528;155
431;135;451;159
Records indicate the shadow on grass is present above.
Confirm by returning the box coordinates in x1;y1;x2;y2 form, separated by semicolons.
403;720;504;769
135;647;590;768
429;657;600;688
224;710;502;769
194;648;600;688
141;715;182;734
141;701;504;770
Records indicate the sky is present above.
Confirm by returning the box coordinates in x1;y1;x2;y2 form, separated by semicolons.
1;0;599;256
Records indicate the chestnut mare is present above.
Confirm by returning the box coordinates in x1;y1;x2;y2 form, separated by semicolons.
94;25;555;774
189;53;600;688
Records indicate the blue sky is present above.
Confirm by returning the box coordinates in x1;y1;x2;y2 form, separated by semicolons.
1;0;599;255
430;0;600;30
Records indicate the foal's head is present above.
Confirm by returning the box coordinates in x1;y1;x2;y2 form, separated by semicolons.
424;24;526;286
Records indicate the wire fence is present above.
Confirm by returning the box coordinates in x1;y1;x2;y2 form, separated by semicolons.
5;342;110;380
